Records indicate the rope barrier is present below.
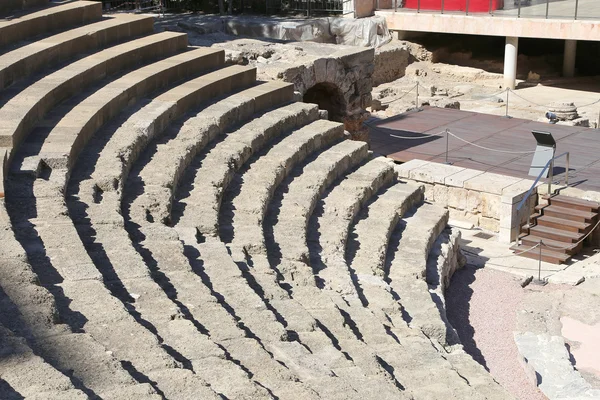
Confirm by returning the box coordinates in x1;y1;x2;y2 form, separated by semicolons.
445;131;552;154
508;88;600;110
533;217;600;251
379;84;419;105
462;242;541;259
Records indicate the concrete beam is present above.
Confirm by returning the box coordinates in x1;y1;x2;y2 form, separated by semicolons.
504;36;518;90
376;11;600;42
563;39;577;78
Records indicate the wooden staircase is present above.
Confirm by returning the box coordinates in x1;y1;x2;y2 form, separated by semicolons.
511;194;600;264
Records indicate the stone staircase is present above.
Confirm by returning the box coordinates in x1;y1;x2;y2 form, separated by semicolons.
0;1;514;398
512;194;600;264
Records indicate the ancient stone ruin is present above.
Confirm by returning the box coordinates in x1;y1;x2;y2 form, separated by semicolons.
0;1;515;399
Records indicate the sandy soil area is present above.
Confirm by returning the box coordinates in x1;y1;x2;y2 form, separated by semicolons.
445;264;548;400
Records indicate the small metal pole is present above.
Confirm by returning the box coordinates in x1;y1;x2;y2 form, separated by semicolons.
548;158;554;194
445;129;450;164
416;83;419;109
489;0;493;14
538;240;543;281
505;89;509;117
574;0;579;20
518;0;521;18
441;0;445;14
545;0;549;19
465;0;470;15
566;152;570;185
307;0;311;17
417;0;420;13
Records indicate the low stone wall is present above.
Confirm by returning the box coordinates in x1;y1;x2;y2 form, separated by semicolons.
395;159;538;243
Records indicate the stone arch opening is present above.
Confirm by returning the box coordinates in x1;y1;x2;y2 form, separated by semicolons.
303;82;346;122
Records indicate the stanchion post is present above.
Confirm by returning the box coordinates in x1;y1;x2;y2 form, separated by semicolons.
416;83;420;110
538;240;542;281
445;129;450;164
505;89;510;118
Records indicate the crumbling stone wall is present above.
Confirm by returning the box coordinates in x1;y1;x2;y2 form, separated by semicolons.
273;46;375;119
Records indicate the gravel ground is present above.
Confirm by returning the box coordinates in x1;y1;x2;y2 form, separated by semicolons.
445;264;548;400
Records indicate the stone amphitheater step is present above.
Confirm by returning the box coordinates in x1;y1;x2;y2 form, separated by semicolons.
167;106;409;398
35;47;225;173
0;324;86;399
0;13;154;91
0;1;101;49
0;0;47;17
268;140;369;286
63;198;272;398
224;119;345;253
175;101;320;238
386;203;452;345
127;80;295;225
88;66;273;198
6;176;223;398
127;149;382;396
0;31;188;160
309;157;396;296
0;200;166;399
345;182;424;328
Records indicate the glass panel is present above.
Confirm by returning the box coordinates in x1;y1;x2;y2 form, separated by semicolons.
547;0;577;20
575;0;600;20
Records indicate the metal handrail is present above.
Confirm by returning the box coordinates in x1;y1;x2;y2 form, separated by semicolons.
517;151;570;213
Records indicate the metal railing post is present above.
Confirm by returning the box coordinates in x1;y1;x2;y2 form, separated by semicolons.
416;83;420;110
566;152;570;185
545;0;549;19
465;0;470;15
441;0;445;14
538;240;543;280
445;129;450;164
518;0;521;18
307;0;311;17
548;158;554;194
505;89;509;118
574;0;579;20
489;0;493;14
417;0;421;13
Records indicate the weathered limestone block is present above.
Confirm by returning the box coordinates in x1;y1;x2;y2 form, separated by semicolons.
449;208;479;227
447;186;467;210
479;216;499;232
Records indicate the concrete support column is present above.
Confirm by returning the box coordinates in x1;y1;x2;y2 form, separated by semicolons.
563;39;577;78
503;36;519;90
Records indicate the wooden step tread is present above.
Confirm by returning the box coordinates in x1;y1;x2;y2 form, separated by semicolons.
546;194;600;210
535;215;590;230
519;234;577;252
535;204;596;220
510;244;570;263
528;225;582;241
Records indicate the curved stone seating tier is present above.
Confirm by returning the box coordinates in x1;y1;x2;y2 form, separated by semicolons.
0;14;154;92
0;324;87;399
89;66;273;199
225;119;344;253
6;176;222;399
385;203;455;346
35;48;224;175
0;31;188;162
268;140;369;286
0;200;168;399
0;0;47;18
176;101;319;239
345;182;424;327
0;1;101;49
127;80;295;225
309;157;396;296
